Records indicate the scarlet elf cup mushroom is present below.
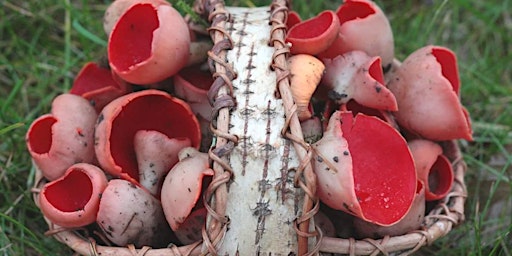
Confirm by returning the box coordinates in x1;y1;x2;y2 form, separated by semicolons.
108;2;190;85
70;62;131;113
318;0;394;69
26;94;97;181
286;10;340;55
94;89;201;193
160;148;213;242
387;45;473;141
313;111;417;226
39;163;108;228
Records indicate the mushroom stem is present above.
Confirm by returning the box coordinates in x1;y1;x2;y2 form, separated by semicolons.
134;130;192;196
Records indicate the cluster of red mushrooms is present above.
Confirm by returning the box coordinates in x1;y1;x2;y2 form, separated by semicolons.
26;0;472;249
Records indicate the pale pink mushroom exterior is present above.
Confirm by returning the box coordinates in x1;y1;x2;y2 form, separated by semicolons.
321;51;397;111
97;179;173;248
103;0;170;36
408;139;454;201
161;148;214;231
94;89;201;185
286;10;340;55
387;45;473;141
108;3;190;84
319;0;394;68
134;130;191;196
39;163;108;228
313;112;361;218
26;94;97;180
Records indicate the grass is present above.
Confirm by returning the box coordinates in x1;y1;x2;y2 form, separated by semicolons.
1;0;511;255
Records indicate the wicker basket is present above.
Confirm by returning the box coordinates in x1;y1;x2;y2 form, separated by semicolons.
32;0;467;255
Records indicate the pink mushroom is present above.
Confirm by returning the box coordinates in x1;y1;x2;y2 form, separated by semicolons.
108;2;190;85
313;111;416;226
408;139;454;201
39;163;108;228
161;147;214;231
97;179;173;248
103;0;170;36
321;51;398;111
286;10;340;55
70;62;131;113
318;0;394;69
94;89;201;188
134;130;191;196
387;45;473;141
26;94;97;180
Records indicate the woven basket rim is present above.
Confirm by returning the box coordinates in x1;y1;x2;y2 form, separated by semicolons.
31;1;467;255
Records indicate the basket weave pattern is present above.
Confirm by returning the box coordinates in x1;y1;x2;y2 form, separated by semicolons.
32;0;467;255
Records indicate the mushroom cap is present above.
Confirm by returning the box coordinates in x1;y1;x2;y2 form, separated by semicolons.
288;54;325;121
161;148;214;231
26;94;97;180
318;0;394;68
103;0;170;36
387;45;473;141
286;10;340;55
94;89;201;184
70;62;131;113
134;130;192;196
321;51;397;111
39;163;108;228
408;139;454;201
97;179;173;247
108;3;190;84
314;111;417;226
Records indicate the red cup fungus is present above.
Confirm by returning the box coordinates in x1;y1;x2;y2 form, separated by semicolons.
108;2;190;85
94;89;201;186
387;45;473;141
286;10;340;55
354;180;425;238
97;179;173;247
39;163;108;228
26;94;97;180
318;0;394;69
313;111;416;226
408;139;454;201
321;51;397;111
70;62;131;113
161;148;214;231
103;0;170;36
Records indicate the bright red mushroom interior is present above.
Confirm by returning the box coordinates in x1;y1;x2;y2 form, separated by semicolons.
44;169;93;212
110;94;200;181
432;48;460;94
70;63;121;95
109;3;158;72
288;11;335;39
428;155;453;196
179;66;214;91
28;116;57;154
341;112;416;225
337;1;375;25
368;57;385;85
